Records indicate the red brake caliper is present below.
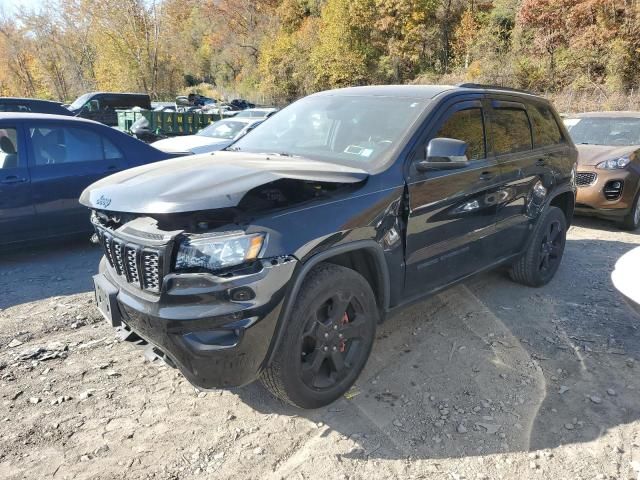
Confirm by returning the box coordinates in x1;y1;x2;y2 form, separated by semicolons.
339;312;349;352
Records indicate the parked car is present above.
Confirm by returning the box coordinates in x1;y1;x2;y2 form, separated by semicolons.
0;113;175;247
151;118;264;154
228;98;255;110
67;92;152;126
81;84;576;408
612;246;640;316
0;97;73;116
233;108;278;119
565;112;640;229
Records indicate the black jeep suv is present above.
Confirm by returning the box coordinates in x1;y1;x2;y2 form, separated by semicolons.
81;84;577;409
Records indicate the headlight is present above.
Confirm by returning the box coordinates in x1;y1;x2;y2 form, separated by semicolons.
596;156;631;170
175;232;265;272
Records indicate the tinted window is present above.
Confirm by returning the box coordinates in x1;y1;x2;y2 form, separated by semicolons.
435;108;486;160
529;105;563;147
29;125;120;165
0;127;20;169
492;108;532;155
0;103;30;112
104;137;124;160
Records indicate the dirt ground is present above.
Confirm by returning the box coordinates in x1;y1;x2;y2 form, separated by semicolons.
1;217;639;480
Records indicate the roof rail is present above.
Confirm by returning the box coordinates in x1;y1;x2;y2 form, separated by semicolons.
456;83;535;95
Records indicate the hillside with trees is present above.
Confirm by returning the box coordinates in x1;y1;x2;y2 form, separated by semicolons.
1;0;638;110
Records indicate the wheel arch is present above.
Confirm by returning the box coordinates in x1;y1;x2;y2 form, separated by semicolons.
549;188;576;227
263;240;390;368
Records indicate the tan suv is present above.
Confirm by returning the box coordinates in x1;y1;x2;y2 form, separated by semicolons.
565;111;640;230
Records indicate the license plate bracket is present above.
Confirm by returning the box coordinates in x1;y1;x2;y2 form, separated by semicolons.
93;274;122;327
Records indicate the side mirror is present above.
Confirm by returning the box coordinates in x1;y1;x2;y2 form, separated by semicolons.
417;137;469;171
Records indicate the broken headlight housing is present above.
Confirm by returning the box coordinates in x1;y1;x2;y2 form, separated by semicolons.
175;232;265;273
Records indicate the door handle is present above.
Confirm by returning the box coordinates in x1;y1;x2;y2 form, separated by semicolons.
479;171;495;181
0;176;27;185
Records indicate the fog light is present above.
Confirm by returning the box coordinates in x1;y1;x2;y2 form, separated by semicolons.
229;287;255;302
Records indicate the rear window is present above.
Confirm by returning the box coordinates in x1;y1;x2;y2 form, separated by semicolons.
492;108;533;155
529;105;564;147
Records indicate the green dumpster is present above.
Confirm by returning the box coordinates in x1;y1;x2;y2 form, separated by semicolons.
116;110;222;136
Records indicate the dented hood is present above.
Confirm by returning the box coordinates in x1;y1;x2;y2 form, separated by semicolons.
79;151;368;214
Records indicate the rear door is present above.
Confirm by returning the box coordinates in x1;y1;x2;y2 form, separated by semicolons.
27;121;128;237
0;123;35;245
489;98;564;256
404;97;503;299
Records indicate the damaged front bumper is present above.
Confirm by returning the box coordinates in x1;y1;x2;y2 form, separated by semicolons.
94;254;297;389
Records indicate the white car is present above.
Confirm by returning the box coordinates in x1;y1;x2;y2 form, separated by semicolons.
612;246;640;316
151;118;263;155
233;108;278;119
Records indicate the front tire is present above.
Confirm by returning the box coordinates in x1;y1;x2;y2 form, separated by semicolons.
620;192;640;231
261;263;378;409
510;206;567;287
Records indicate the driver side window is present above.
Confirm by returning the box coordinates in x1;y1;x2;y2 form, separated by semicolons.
435;108;486;161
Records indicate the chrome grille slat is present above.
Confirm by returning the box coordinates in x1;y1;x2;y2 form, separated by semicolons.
142;251;161;292
96;227;162;293
112;239;125;276
576;172;597;187
125;246;140;285
103;234;115;268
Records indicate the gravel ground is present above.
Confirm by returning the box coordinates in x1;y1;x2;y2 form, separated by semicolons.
1;217;639;480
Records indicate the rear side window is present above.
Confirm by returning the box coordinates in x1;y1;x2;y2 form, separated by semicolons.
435;108;486;160
529;105;564;147
29;125;123;165
492;108;532;155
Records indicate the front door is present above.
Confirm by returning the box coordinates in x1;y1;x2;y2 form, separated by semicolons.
0;124;35;245
404;99;502;299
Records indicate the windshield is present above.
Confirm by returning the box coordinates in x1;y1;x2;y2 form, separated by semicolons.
197;120;247;139
567;117;640;146
234;110;257;118
230;95;427;170
69;93;93;110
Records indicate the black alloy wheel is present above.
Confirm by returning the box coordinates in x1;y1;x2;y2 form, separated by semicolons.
510;206;567;287
262;263;378;409
538;218;564;275
299;292;367;390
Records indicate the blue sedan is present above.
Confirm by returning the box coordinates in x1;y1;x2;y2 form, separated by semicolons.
0;113;177;247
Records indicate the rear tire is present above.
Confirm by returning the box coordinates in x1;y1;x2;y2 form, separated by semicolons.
620;192;640;231
510;206;567;287
261;263;378;409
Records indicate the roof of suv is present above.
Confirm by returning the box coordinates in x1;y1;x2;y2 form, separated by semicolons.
0;112;100;123
0;97;64;105
313;84;541;100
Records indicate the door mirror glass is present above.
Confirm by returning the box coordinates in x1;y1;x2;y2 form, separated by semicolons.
417;137;469;171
